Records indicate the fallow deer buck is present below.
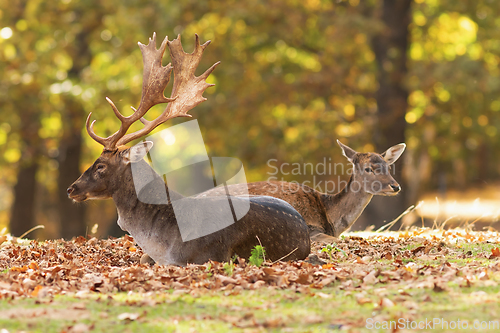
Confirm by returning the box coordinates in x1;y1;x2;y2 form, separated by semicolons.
67;33;310;265
200;140;405;242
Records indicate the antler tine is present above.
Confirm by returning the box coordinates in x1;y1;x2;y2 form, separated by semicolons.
85;113;107;147
116;34;219;146
87;33;175;150
105;97;127;121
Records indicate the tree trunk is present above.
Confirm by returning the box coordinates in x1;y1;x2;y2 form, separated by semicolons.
9;107;41;238
56;12;100;238
9;160;39;237
360;0;412;228
57;112;86;238
372;0;411;149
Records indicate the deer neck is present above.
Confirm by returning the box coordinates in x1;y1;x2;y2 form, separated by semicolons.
321;173;373;237
112;160;184;264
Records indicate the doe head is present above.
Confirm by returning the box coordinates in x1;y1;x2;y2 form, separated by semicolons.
337;140;405;196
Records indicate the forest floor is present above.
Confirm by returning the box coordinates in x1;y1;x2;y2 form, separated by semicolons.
0;228;500;332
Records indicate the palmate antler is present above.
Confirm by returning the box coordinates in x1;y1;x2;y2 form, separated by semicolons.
86;33;220;150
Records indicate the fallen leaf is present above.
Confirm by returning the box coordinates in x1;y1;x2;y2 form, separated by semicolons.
68;323;91;333
118;312;141;321
10;266;28;273
356;297;372;305
411;246;426;255
303;315;324;324
262;317;284;328
363;271;378;285
489;247;500;259
381;298;395;307
31;285;44;297
71;303;87;310
433;283;446;292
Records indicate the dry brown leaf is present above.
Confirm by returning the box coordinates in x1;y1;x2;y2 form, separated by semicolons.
433;282;446;292
262;317;284;328
490;247;500;259
118;312;141;321
355;293;372;305
312;276;335;289
381;298;395;307
68;323;91;333
363;271;378;285
215;274;238;286
303;315;324;324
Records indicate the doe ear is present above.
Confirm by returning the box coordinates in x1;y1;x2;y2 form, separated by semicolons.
337;140;358;164
381;143;406;165
124;141;154;164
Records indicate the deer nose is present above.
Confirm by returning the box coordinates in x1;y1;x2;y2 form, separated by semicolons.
390;184;401;192
67;186;75;196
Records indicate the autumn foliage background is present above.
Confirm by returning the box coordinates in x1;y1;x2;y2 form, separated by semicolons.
1;0;500;239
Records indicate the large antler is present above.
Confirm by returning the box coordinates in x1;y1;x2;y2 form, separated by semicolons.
86;33;220;150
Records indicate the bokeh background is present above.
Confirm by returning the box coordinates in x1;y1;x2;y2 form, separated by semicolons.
1;0;500;239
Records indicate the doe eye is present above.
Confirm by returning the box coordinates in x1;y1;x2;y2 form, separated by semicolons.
96;164;106;171
364;167;373;173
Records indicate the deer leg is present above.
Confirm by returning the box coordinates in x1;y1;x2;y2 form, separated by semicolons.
140;253;156;265
310;231;337;244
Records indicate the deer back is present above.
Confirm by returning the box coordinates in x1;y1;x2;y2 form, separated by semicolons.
199;181;332;236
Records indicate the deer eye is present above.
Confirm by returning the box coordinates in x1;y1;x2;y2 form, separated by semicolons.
96;164;106;171
364;167;373;173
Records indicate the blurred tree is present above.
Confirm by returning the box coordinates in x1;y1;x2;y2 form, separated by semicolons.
404;0;500;207
1;1;44;237
373;0;412;150
56;5;105;239
9;106;41;237
0;0;105;238
365;0;413;225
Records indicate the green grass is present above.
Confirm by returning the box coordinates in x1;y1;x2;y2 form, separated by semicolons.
453;241;498;256
1;285;500;332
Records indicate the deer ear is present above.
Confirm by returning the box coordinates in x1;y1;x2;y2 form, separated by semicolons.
124;141;154;164
337;140;357;164
382;143;406;165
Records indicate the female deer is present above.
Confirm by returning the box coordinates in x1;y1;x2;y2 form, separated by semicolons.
201;140;406;242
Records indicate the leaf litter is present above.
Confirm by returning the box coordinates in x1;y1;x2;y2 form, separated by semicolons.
1;228;500;331
0;229;499;300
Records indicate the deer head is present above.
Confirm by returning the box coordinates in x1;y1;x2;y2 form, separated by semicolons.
337;140;405;196
68;33;219;202
68;143;155;202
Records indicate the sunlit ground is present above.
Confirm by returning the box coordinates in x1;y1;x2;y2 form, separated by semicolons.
352;228;500;244
417;198;500;221
407;184;500;230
